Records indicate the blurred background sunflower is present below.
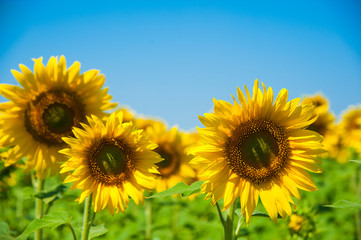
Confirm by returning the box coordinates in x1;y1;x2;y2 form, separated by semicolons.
142;121;199;192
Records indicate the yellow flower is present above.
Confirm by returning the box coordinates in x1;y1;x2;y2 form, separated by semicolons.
288;214;306;232
325;105;361;161
0;56;117;179
323;124;351;163
301;94;328;114
118;107;136;123
134;117;166;131
117;107;164;131
0;148;23;192
60;111;162;215
301;94;335;137
190;79;324;224
339;105;361;149
145;121;197;192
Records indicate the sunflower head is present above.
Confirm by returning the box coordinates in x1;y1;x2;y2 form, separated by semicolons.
190;79;324;223
327;105;361;160
301;94;335;136
134;117;166;131
0;56;117;179
301;94;329;114
323;124;351;163
143;120;197;193
60;111;162;215
118;107;136;123
340;105;361;143
288;214;306;232
288;213;315;238
0;161;22;192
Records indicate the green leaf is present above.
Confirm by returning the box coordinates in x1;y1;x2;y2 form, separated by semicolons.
182;181;204;197
148;181;204;198
0;221;15;239
16;211;70;239
235;209;281;219
89;224;108;239
0;222;10;236
23;187;35;199
0;147;10;153
349;160;361;164
235;228;250;237
324;200;361;209
235;208;242;217
251;212;272;218
34;184;67;199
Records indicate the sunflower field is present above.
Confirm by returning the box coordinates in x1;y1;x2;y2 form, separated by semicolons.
0;56;360;240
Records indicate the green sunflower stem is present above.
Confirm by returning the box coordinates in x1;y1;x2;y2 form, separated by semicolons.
66;223;77;240
35;178;44;240
216;202;226;227
145;199;152;240
234;216;245;240
172;200;180;240
81;195;93;240
224;202;235;240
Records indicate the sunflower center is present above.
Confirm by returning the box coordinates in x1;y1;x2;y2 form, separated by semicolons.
240;131;278;169
314;101;322;107
225;120;289;184
88;138;134;185
25;89;85;146
155;145;180;178
95;144;128;176
43;103;75;133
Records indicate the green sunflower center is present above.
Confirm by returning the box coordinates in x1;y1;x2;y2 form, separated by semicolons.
240;131;278;169
155;145;180;178
25;89;85;146
89;138;134;185
95;143;128;176
43;103;75;134
225;120;289;184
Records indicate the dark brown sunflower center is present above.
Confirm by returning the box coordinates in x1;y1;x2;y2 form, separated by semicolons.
155;145;180;178
43;103;75;134
25;89;85;146
225;120;289;184
88;138;134;185
314;101;322;107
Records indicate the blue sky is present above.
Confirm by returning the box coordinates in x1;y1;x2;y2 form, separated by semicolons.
1;0;360;130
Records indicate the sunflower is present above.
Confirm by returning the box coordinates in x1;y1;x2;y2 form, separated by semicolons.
339;105;361;145
118;107;136;123
189;79;324;223
288;214;306;232
323;125;350;163
134;116;166;131
301;94;328;114
144;120;197;193
0;56;117;179
301;94;335;136
334;105;361;158
0;161;21;192
60;111;162;215
117;107;164;131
